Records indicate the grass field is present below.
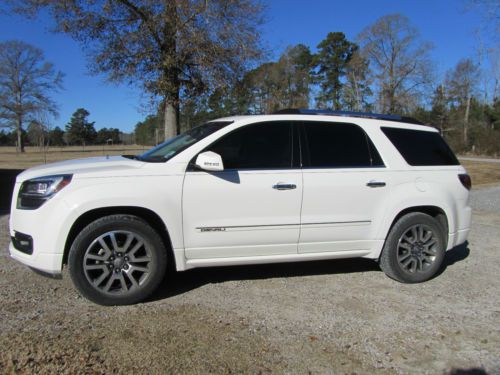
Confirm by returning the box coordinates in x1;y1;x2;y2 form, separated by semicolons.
0;145;146;170
0;146;499;187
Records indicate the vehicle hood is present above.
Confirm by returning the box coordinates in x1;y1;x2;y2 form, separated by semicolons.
16;156;145;182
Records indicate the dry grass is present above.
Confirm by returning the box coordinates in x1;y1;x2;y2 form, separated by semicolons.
461;160;500;187
0;145;145;170
0;146;498;187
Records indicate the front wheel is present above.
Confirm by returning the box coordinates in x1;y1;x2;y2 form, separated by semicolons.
379;212;446;283
68;215;167;305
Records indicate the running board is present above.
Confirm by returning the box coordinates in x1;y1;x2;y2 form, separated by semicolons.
184;250;371;270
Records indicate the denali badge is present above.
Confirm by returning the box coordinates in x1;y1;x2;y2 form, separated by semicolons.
200;227;226;232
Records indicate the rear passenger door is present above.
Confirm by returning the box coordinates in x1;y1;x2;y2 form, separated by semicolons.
299;121;390;254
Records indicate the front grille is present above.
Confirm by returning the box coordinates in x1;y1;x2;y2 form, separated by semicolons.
11;231;33;255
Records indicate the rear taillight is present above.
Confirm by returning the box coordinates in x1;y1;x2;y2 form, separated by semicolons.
458;174;472;190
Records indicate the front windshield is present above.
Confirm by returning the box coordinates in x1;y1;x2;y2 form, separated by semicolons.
138;121;233;162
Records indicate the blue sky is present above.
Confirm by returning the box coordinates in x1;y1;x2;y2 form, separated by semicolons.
0;0;491;133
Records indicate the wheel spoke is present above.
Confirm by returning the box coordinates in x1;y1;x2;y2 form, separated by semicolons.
423;255;435;264
130;264;148;273
110;232;119;251
117;272;128;292
122;233;134;253
98;238;112;255
93;269;110;286
417;226;425;241
411;227;418;242
127;240;144;256
85;264;107;271
399;242;412;250
124;270;139;289
401;257;413;268
409;259;417;273
86;253;107;261
423;247;436;255
424;239;437;248
399;252;411;262
103;273;117;292
403;234;414;244
421;230;433;243
416;257;423;271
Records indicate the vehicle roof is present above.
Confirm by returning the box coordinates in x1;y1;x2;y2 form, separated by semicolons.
210;114;437;132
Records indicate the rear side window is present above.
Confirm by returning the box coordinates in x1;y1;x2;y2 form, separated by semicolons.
302;122;384;168
381;127;459;166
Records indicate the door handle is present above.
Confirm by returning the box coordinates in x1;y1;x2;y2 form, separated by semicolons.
273;183;297;190
366;180;386;188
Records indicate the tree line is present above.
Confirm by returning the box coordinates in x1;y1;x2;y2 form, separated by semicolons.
0;106;125;148
136;14;499;155
1;2;499;155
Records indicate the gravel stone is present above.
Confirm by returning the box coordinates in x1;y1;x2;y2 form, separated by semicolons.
1;188;499;374
470;185;500;213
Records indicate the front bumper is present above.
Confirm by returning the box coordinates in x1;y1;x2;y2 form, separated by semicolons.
8;181;73;275
9;242;63;275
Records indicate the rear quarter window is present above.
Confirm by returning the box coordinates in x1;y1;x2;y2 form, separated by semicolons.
381;127;459;166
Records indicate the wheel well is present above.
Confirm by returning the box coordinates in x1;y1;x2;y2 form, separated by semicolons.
63;206;174;269
389;206;448;239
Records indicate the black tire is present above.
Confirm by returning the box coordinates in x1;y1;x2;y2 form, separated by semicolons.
379;212;446;283
68;215;167;305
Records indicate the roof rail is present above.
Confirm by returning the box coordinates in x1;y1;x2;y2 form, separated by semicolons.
272;108;423;125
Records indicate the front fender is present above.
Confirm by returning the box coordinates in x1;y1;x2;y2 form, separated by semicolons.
59;175;184;253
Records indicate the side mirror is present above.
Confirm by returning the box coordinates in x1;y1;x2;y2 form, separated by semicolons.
195;151;224;172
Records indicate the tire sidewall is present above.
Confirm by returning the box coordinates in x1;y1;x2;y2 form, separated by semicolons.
68;216;167;305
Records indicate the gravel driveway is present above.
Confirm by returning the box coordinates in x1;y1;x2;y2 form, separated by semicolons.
1;188;499;374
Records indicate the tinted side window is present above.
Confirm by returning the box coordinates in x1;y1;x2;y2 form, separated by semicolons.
303;122;384;168
206;122;292;169
381;127;459;166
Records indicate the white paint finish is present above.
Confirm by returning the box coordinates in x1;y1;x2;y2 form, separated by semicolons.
299;168;392;253
182;169;302;258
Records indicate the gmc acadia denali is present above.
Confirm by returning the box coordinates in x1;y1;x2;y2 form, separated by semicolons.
9;109;472;305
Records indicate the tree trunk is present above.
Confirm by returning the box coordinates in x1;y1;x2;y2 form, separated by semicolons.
163;98;179;140
162;1;180;140
464;95;471;146
16;116;24;153
352;73;361;111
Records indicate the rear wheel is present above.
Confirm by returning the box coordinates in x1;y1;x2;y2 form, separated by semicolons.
68;215;167;305
379;212;446;283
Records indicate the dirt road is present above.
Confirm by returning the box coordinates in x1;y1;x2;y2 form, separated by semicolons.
0;188;499;374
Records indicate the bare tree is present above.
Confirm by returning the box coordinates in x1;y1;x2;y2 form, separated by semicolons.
445;58;481;145
0;40;63;152
467;0;499;44
342;51;372;111
11;0;265;140
357;14;434;114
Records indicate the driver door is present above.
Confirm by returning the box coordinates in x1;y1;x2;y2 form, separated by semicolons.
182;121;302;259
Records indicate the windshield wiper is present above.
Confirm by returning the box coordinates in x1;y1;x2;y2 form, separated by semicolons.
123;154;167;163
122;154;143;161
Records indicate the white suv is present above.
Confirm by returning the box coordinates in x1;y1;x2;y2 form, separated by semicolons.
8;110;472;305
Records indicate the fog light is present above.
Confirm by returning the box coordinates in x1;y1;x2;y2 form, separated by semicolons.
11;231;33;255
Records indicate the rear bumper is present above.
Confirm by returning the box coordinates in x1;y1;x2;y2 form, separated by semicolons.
447;205;472;250
447;228;470;250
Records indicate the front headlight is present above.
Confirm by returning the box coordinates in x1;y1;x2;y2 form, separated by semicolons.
17;174;72;210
